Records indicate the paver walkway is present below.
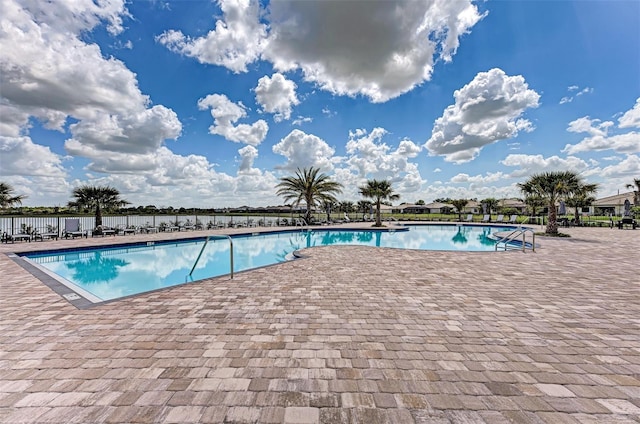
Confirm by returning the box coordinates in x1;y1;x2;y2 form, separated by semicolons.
0;224;639;423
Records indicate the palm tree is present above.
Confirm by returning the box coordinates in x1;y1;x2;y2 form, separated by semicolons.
357;200;373;220
320;199;338;223
0;182;26;209
627;178;640;206
518;171;592;235
69;185;130;230
481;198;498;215
340;201;355;214
565;182;598;225
358;179;399;227
276;167;343;224
524;193;545;217
451;199;468;222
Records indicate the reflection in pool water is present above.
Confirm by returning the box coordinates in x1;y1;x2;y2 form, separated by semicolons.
66;252;129;284
451;226;469;245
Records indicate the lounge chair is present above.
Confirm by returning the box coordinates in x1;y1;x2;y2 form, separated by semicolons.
617;217;637;229
508;215;518;224
1;232;31;243
63;218;86;239
495;214;504;223
344;213;350;223
464;214;473;222
140;225;158;233
103;227;117;236
92;225;116;236
481;214;490;223
33;228;59;241
116;225;135;235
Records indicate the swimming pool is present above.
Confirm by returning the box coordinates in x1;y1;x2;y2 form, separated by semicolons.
21;225;513;304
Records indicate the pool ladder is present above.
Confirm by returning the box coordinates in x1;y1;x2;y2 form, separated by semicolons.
189;235;234;279
494;227;536;253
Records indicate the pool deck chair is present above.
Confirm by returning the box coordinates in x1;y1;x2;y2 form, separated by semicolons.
508;215;518;224
496;214;504;223
344;213;350;223
33;229;59;241
481;214;490;223
63;218;86;239
464;214;473;222
617;217;637;229
2;232;31;243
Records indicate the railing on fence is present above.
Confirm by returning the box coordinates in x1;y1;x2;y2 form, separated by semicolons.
0;213;317;237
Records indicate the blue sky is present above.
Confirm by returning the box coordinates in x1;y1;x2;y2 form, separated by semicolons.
1;0;638;208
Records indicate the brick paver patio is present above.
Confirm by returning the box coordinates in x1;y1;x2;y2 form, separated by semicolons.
0;224;638;423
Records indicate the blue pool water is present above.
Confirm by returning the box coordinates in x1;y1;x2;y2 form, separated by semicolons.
24;225;511;302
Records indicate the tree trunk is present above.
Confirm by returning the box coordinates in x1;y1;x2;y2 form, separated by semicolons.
546;202;558;234
375;200;382;227
95;204;102;228
305;201;311;225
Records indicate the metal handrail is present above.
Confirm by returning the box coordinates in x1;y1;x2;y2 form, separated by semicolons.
495;227;536;253
189;235;234;279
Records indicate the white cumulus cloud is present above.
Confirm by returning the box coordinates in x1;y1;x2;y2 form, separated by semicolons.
618;98;640;129
425;68;540;163
198;94;268;146
237;145;260;174
156;0;266;73
343;128;424;194
0;136;67;178
264;0;484;102
563;115;640;154
160;0;484;103
500;154;591;178
0;0;184;176
254;73;300;122
65;106;181;156
272;129;336;171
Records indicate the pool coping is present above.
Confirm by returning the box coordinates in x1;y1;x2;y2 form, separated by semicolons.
7;226;410;309
5;224;520;309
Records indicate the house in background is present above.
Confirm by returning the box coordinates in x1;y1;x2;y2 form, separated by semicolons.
463;200;481;214
498;198;527;214
423;202;453;214
589;192;635;216
394;203;430;214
